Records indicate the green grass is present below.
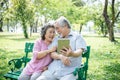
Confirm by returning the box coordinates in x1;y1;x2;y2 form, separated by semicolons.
0;32;120;80
84;35;120;80
0;32;39;80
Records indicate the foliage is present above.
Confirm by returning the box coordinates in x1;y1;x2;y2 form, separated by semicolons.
0;0;9;32
102;0;120;41
1;0;120;40
91;4;108;36
34;0;82;24
10;0;35;38
72;0;85;7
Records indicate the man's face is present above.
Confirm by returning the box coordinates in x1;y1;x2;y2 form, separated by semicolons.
54;23;67;37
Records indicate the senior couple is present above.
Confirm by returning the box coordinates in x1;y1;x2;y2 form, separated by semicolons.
18;16;87;80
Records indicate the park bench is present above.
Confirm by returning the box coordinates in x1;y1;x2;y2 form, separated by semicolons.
4;42;90;80
4;42;34;80
73;46;91;80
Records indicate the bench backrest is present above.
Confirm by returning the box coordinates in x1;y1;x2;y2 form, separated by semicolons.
82;46;90;79
24;42;34;66
82;46;90;66
24;42;34;57
73;46;91;80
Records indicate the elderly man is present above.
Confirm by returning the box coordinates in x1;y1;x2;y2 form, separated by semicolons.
36;16;87;80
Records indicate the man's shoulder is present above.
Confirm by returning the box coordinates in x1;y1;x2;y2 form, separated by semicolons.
71;31;82;38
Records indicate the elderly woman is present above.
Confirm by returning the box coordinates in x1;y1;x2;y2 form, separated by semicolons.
18;23;56;80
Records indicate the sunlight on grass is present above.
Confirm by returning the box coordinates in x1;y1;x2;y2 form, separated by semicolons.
84;35;120;80
0;32;120;80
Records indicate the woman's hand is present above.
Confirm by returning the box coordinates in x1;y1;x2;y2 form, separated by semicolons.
37;46;56;59
50;46;57;53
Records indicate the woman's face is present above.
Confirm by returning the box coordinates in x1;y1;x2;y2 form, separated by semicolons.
45;27;55;42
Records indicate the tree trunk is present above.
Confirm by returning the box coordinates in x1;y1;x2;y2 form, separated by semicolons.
103;0;115;42
101;23;108;37
108;25;115;41
7;18;9;32
33;18;38;33
0;18;3;32
30;24;33;37
34;27;37;33
103;29;108;37
0;28;3;32
22;21;28;38
79;24;83;34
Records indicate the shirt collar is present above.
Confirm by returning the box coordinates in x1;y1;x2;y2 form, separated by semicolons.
68;30;73;36
58;30;73;38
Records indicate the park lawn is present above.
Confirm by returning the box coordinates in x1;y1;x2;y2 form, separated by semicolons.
0;32;120;80
85;36;120;80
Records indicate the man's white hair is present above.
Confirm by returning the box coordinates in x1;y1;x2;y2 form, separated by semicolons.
55;16;71;28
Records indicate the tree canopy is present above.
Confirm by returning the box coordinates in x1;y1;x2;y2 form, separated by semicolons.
1;0;120;41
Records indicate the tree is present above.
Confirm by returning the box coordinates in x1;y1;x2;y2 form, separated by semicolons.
0;0;8;32
71;0;93;33
103;0;120;42
34;0;81;23
15;0;28;38
26;1;35;37
11;0;35;38
91;4;108;37
94;16;108;37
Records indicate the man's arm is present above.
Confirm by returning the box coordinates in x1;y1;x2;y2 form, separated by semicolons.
51;52;71;66
70;48;84;57
51;52;61;60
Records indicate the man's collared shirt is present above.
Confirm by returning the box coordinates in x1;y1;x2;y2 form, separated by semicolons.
48;30;87;78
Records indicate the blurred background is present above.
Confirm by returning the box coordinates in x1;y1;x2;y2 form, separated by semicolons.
0;0;120;80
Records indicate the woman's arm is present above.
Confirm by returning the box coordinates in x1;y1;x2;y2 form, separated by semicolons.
37;46;56;59
33;39;56;60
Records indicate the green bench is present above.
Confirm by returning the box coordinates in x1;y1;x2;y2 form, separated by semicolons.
4;42;34;80
73;46;91;80
4;42;90;80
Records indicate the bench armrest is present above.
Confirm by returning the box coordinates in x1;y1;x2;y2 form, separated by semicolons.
8;57;24;72
73;63;88;80
8;56;31;72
